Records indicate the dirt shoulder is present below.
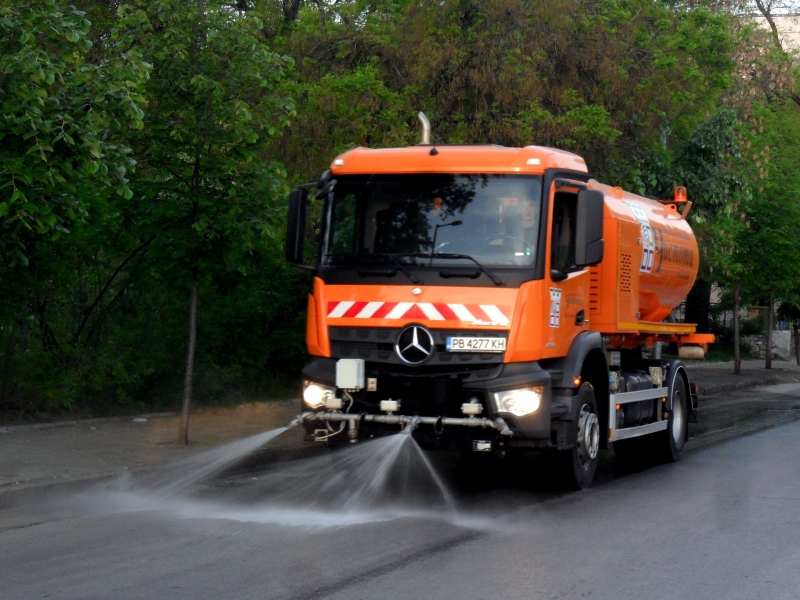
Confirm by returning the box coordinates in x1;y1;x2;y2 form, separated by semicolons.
0;400;304;495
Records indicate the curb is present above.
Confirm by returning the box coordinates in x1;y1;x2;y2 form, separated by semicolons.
686;410;800;454
0;412;174;434
699;374;800;397
0;439;324;508
0;474;116;510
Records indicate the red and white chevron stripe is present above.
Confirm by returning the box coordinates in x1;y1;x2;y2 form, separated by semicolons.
326;301;511;325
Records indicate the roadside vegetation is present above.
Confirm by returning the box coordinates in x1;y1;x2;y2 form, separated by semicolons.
2;0;800;423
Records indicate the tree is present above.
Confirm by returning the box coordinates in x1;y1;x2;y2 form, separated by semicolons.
264;0;736;186
0;0;148;266
662;109;752;335
734;102;800;369
114;0;295;443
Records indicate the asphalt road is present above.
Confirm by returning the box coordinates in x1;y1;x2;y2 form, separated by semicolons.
3;384;800;600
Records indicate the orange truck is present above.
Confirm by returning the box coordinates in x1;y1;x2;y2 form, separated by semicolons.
285;114;713;489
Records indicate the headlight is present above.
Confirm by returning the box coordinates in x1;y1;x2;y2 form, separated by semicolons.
492;386;544;417
303;381;336;409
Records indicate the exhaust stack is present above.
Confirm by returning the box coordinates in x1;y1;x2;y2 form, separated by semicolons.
418;112;431;145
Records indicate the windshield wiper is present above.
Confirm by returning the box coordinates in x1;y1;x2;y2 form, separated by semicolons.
327;253;427;283
367;254;419;283
412;253;504;286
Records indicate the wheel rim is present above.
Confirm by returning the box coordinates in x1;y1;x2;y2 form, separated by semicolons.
671;388;685;445
577;403;600;470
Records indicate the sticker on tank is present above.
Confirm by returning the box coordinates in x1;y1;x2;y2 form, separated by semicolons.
624;201;655;274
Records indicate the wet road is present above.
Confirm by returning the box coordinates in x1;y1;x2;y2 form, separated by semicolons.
2;387;800;600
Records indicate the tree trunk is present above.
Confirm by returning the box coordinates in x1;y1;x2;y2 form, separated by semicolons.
765;293;774;370
179;268;199;445
282;0;303;23
794;321;800;366
734;280;742;375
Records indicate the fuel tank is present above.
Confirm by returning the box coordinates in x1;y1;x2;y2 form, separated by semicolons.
588;181;698;326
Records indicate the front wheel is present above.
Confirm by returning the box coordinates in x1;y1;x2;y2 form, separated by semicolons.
558;382;600;490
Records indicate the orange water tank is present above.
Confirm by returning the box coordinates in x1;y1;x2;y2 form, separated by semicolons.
587;181;699;329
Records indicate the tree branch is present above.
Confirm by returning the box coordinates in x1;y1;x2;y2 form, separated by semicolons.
755;0;784;52
70;235;157;347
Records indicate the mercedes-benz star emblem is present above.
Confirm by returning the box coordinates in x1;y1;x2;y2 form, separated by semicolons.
395;325;435;365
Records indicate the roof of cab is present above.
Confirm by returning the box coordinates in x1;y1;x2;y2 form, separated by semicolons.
329;145;588;176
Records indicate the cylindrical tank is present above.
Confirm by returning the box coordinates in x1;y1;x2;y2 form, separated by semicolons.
590;181;699;323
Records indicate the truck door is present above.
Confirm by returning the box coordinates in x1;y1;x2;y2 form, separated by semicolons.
544;184;590;358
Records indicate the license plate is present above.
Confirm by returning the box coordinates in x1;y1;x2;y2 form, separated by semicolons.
446;337;506;353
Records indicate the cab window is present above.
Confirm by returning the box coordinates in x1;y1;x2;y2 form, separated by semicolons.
551;191;577;272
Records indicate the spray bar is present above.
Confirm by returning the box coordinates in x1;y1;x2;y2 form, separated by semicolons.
291;411;514;436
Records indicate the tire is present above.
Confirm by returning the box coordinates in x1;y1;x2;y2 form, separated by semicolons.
659;370;688;462
558;382;600;490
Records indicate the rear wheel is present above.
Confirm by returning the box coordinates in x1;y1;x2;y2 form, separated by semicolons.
659;371;688;462
558;382;600;490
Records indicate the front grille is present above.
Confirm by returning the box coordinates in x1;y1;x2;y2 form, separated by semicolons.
329;326;507;366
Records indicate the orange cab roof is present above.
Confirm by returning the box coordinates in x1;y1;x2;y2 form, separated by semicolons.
330;145;588;176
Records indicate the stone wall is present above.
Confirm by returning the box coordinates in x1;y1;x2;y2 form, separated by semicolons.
742;331;794;360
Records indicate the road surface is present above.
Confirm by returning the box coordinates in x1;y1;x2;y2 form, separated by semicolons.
2;384;800;600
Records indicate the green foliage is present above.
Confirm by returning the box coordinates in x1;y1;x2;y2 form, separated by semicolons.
0;0;148;266
114;0;295;270
4;0;800;419
735;102;800;307
267;0;736;184
674;109;753;281
0;0;304;417
704;342;752;363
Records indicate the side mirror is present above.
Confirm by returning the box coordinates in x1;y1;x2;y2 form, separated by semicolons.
285;188;308;265
575;189;604;267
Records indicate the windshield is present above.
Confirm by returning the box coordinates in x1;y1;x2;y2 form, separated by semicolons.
322;174;542;267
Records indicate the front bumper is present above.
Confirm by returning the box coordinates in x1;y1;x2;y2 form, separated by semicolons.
292;411;513;442
301;358;553;442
